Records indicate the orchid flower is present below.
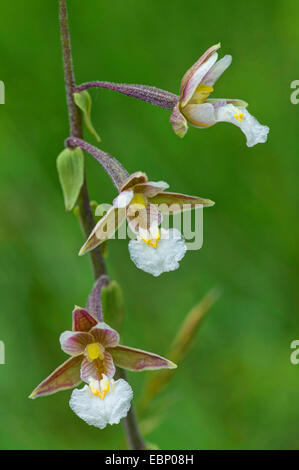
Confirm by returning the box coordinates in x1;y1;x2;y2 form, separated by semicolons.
75;44;269;147
79;171;214;276
70;375;133;429
170;43;269;146
29;306;176;398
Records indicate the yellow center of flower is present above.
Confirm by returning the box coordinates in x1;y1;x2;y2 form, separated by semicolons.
192;84;214;104
86;343;104;361
141;229;161;249
89;377;110;399
130;193;147;208
233;111;244;122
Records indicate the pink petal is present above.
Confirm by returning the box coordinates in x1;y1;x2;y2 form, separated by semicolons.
108;345;177;371
113;190;134;208
119;171;148;192
90;322;120;348
29;356;82;399
180;43;221;107
182;102;216;128
133;181;169;198
170;103;188;138
72;306;98;332
201;55;232;86
184;100;248;129
60;330;93;356
80;357;97;382
80;351;115;382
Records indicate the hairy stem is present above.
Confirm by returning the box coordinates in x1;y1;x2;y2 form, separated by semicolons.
59;0;105;279
116;368;146;450
75;81;179;110
59;0;145;450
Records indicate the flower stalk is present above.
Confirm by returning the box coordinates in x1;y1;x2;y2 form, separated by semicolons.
59;0;145;450
65;137;129;190
75;81;179;110
75;45;269;146
116;368;145;450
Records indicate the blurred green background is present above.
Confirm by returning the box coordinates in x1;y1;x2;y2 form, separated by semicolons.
0;0;298;450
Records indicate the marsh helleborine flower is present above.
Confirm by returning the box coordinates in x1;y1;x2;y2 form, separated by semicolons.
170;43;269;146
75;43;269;147
30;306;176;399
79;171;214;276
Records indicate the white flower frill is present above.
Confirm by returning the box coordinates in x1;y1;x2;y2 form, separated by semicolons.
69;375;133;429
128;228;187;277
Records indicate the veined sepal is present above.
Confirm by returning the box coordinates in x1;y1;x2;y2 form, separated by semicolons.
29;355;82;399
108;344;177;371
170;103;188;138
72;307;97;334
149;192;215;213
90;201;109;257
79;206;126;255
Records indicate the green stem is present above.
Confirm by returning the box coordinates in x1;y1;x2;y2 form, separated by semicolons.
117;369;146;450
59;0;105;279
59;0;145;450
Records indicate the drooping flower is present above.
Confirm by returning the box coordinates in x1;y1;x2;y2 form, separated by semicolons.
70;375;133;429
29;306;176;398
79;171;214;276
74;43;269;148
170;43;269;146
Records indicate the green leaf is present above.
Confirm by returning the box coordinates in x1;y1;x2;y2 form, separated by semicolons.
56;147;84;211
74;91;101;142
101;281;124;333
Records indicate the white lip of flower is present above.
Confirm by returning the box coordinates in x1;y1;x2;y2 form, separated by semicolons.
215;104;269;148
171;43;269;146
69;374;133;429
89;375;112;398
184;100;269;148
138;219;161;249
129;228;187;277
